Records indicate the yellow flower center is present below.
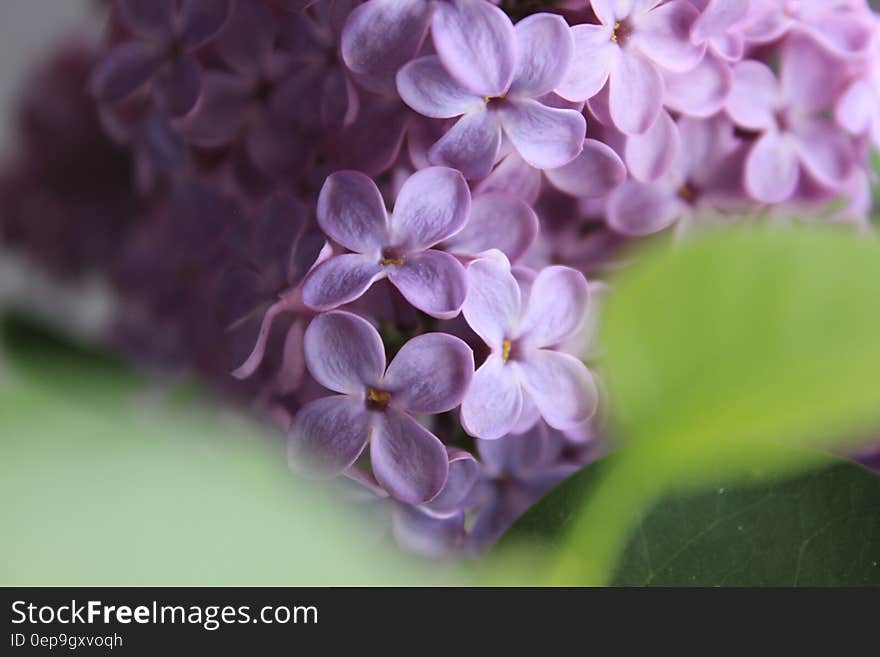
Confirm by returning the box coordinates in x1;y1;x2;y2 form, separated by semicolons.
501;339;512;363
381;256;405;266
366;388;391;411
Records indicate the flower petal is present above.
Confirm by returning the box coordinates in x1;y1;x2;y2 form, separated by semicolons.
387;249;468;319
744;131;800;203
117;0;174;39
177;71;249;147
663;52;731;118
781;34;847;115
509;13;574;98
390;167;471;251
317;171;389;253
214;0;275;75
152;54;201;117
608;49;663;135
606;178;680;235
794;120;854;190
341;0;431;76
428;108;503;180
396;55;486;119
475;152;543;204
443;191;538;261
726;60;778;131
89;43;163;104
431;0;516;97
422;450;480;517
556;23;615;102
691;0;750;43
545;138;627;197
302;253;385;312
518;266;590;349
179;0;231;48
371;410;449;504
288;396;370;477
384;333;474;414
462;256;521;350
461;354;523;440
625;109;679;182
518;349;598;430
303;310;386;393
632;0;704;73
499;98;586;170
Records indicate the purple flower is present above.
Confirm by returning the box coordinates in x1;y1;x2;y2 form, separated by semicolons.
606;114;747;235
397;12;586;179
460;257;598;439
439;191;539;262
558;0;705;134
741;0;875;58
341;0;511;85
302;167;470;318
90;0;231;116
836;38;880;149
690;0;752;61
288;311;474;503
727;36;856;203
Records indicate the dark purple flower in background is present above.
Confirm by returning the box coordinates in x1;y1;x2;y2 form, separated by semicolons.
288;310;474;503
90;0;231;116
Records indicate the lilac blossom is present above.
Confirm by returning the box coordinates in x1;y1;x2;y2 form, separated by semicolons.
461;257;598;440
727;36;856;203
558;0;706;135
90;0;230;116
689;0;752;61
288;311;474;504
439;191;539;262
302;167;470;318
836;36;880;149
397;12;586;179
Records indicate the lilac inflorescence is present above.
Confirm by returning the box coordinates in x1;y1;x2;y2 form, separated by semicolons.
2;0;879;556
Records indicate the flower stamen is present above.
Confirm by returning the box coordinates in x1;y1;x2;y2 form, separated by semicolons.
366;388;391;411
501;339;512;363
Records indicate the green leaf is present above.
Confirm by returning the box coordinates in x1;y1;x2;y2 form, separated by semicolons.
0;316;448;586
506;452;880;586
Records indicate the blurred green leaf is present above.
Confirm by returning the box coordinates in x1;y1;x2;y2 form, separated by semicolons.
497;228;880;584
0;316;450;586
506;451;880;586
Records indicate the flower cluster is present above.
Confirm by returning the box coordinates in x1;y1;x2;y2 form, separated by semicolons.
2;0;879;556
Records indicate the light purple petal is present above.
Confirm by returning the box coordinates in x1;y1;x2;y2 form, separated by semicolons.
474;152;543;205
317;170;389;253
836;79;874;136
461;354;523;440
663;52;731;118
303;310;386;393
396;56;486;119
302;254;385;311
177;71;249;147
591;0;628;25
179;0;231;47
89;43;163;104
518;266;590;349
690;0;749;43
152;54;201;117
557;23;615;102
608;49;664;135
371;409;449;504
793;120;854;190
545;138;627;197
288;396;370;477
431;0;516;97
744;131;800;203
215;0;275;75
390;167;471;251
499;98;586;170
428;108;503;180
422;450;480;516
384;333;474;414
392;507;464;557
781;35;848;115
509;13;575;98
632;0;704;73
625;109;679;182
117;0;174;39
387;249;468;319
606;178;680;235
341;0;431;76
518;349;598;430
443;192;538;261
726;60;778;130
476;422;547;473
462;257;520;350
801;13;873;59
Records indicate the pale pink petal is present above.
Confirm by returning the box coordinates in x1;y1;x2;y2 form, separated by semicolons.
606;178;680;235
744;131;800;203
461;354;523;440
793;120;854;190
608;49;664;135
625;109;679;182
556;24;616;102
726;60;778;130
632;0;704;73
663;52;731;118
